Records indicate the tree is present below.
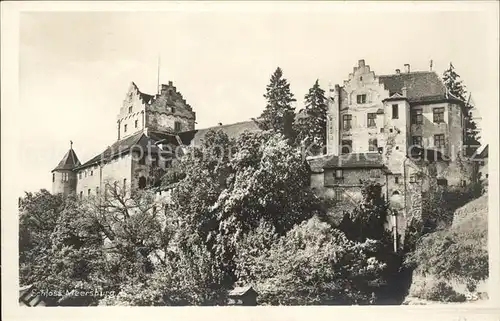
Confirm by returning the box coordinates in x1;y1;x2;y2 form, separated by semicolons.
234;216;386;305
259;67;297;141
19;189;64;285
293;80;328;153
167;129;322;287
442;63;481;157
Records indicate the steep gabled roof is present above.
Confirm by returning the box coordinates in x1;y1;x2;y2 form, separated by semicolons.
323;153;385;169
75;131;165;170
179;120;261;146
52;148;81;172
378;71;457;104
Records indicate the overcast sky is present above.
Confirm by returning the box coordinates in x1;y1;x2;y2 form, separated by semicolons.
13;2;499;196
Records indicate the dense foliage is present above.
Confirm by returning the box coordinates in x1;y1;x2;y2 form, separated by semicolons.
235;217;386;305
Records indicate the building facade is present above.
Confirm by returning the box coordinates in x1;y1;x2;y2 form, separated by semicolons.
51;81;259;198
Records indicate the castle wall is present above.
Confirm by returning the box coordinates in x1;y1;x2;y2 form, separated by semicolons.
52;170;77;196
146;82;196;133
118;83;149;140
75;154;132;198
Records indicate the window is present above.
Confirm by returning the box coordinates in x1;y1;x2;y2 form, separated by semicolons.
79;172;82;179
123;178;127;194
461;180;467;187
335;169;344;179
135;119;138;128
380;128;384;133
96;187;99;195
90;170;93;176
368;138;378;152
139;154;146;165
356;94;367;104
84;171;87;178
138;176;147;189
174;121;182;132
52;173;55;182
412;136;422;146
392;104;399;119
412;109;423;125
335;189;343;201
342;114;352;130
79;191;83;199
128;106;133;113
433;107;445;123
395;176;399;184
88;189;91;196
369;169;380;178
124;124;128;133
434;134;445;148
437;178;448;186
341;140;352;154
367;113;376;127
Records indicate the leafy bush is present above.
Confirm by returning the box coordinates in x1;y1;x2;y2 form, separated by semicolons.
410;279;466;303
406;195;488;285
235;217;386;305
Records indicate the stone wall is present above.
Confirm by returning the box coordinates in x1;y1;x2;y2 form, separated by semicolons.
146;82;196;133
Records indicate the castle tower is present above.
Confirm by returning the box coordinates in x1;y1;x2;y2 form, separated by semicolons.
51;141;80;196
117;81;196;141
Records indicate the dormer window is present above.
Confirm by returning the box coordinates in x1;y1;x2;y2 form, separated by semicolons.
356;94;367;104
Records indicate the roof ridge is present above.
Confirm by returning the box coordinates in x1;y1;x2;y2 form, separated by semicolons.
378;70;437;78
196;119;258;131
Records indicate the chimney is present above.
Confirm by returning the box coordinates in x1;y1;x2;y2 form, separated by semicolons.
404;64;410;73
218;122;223;126
160;84;168;95
358;59;365;68
168;81;173;86
395;69;401;75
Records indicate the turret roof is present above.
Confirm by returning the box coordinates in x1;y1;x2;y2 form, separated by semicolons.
52;148;81;172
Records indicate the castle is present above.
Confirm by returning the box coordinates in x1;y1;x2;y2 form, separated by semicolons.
52;60;478;221
51;81;259;198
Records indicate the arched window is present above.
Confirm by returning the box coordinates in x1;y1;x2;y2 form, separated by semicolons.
138;176;147;189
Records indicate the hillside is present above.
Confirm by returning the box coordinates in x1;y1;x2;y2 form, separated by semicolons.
404;194;488;305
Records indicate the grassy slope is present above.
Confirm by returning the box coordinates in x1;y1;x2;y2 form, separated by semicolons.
405;194;488;304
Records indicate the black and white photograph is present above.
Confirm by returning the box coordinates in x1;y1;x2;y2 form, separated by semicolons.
1;1;499;320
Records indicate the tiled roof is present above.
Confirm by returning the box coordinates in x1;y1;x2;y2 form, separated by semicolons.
307;155;333;173
323;153;384;169
179;120;261;146
75;131;164;170
476;144;488;159
378;71;456;104
52;148;81;172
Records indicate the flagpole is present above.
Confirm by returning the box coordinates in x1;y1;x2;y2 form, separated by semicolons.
157;55;161;95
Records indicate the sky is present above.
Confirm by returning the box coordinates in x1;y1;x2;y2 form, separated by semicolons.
11;2;500;197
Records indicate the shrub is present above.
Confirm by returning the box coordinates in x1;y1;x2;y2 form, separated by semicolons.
424;281;466;302
234;217;386;305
